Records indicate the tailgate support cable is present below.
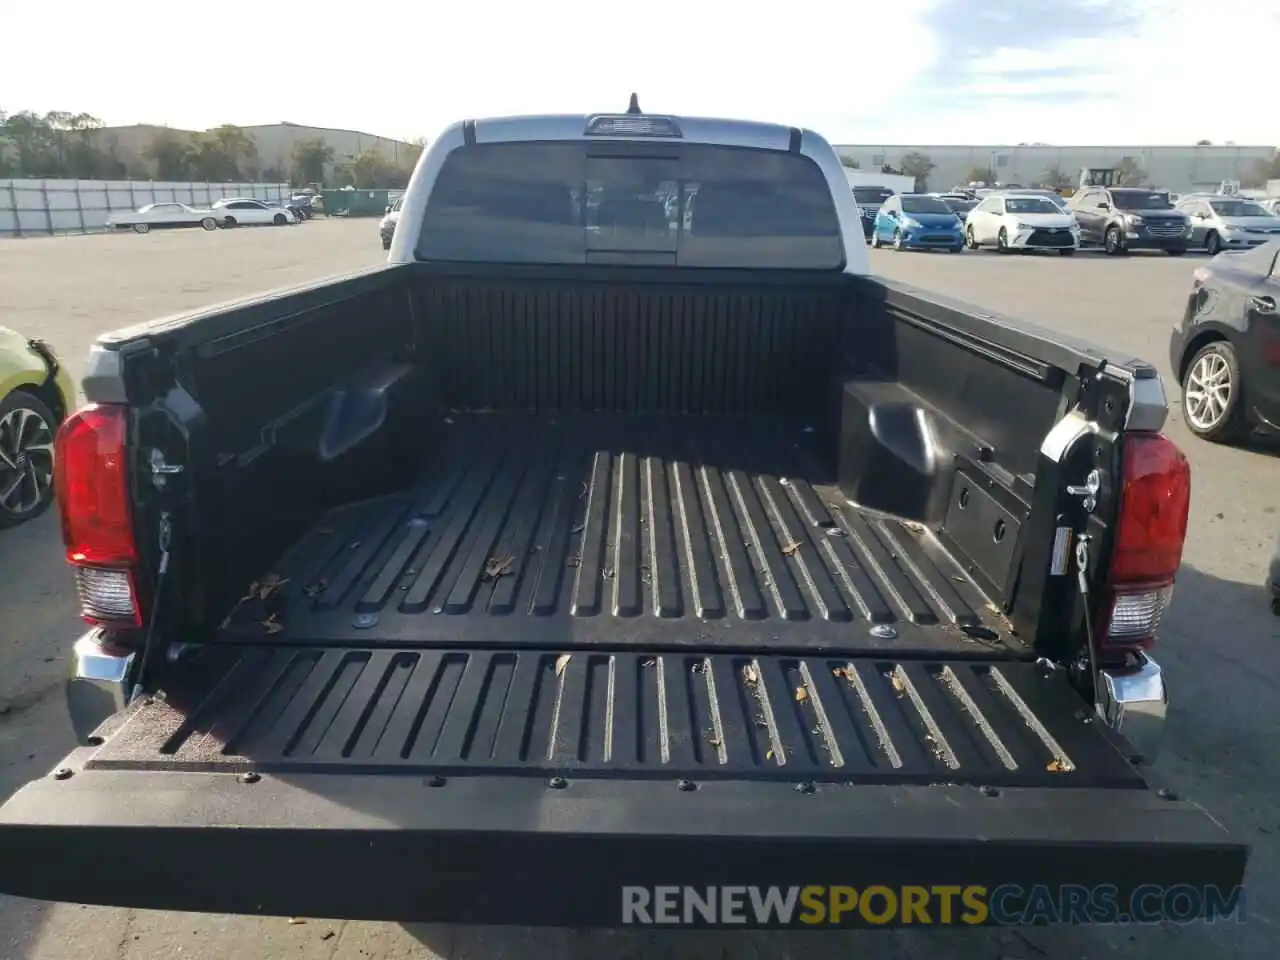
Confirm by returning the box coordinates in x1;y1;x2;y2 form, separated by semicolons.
129;510;172;705
1074;532;1104;719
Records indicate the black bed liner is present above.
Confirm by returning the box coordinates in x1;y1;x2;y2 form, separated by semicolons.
221;413;1020;654
89;644;1143;789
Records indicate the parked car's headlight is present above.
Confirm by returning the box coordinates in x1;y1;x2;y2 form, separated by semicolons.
1126;214;1145;225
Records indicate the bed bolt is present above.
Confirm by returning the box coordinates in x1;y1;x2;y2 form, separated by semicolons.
980;785;1000;798
239;772;261;784
352;613;379;629
1158;787;1180;801
794;781;816;795
677;779;697;792
53;767;73;781
548;776;568;790
426;775;447;788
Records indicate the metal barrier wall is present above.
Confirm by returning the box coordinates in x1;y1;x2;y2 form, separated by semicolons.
0;179;291;237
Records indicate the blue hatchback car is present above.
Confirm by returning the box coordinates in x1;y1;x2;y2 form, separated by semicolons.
871;194;965;252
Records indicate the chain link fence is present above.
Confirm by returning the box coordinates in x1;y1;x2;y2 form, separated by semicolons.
0;179;291;237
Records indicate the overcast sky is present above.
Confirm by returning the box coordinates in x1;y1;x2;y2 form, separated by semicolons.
3;0;1276;146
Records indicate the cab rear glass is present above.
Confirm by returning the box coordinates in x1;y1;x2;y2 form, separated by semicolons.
417;141;845;269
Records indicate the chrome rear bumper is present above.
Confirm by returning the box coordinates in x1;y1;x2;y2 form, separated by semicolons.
1098;653;1167;763
66;631;136;745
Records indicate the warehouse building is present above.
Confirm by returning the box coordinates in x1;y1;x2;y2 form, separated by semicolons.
92;122;418;179
833;144;1276;193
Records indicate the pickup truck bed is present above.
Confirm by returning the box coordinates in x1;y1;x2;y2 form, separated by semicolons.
221;412;1012;654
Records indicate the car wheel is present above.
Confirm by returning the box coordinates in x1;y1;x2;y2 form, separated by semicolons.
1104;225;1125;255
1205;231;1222;256
0;390;58;529
1058;248;1075;257
273;213;288;226
996;227;1010;253
1182;340;1247;443
382;237;392;251
965;225;978;249
893;230;905;251
132;222;150;234
200;217;218;231
222;216;238;228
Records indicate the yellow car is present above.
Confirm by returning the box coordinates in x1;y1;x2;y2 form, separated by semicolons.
0;327;75;528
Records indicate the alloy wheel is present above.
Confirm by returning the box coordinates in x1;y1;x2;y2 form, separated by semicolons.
0;403;54;517
1184;351;1232;430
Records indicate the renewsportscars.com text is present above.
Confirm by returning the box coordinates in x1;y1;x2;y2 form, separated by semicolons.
621;884;1246;927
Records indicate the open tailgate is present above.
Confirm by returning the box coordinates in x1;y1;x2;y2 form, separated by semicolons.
0;645;1248;927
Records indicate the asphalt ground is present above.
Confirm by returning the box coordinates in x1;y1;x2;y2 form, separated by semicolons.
0;222;1276;959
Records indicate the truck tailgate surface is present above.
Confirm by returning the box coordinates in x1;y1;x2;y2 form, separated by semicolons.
0;644;1247;925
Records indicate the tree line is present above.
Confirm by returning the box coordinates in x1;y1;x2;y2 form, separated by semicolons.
1;108;424;188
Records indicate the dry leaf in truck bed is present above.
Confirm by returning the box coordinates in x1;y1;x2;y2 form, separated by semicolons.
781;541;801;557
832;666;847;679
794;686;808;703
555;653;571;677
1046;759;1069;773
261;614;284;635
743;663;759;684
483;554;514;582
765;748;774;761
890;673;907;697
303;578;328;599
251;573;290;601
287;917;306;925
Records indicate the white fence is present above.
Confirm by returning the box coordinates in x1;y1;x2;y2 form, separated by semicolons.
0;179;292;237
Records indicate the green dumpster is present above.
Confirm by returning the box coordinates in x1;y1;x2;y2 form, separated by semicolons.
320;188;391;218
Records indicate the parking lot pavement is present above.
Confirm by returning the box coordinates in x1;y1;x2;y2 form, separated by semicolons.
1;230;1276;959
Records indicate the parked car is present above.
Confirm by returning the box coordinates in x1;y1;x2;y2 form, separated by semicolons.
1069;186;1190;255
935;194;978;223
380;197;402;250
1169;240;1280;443
0;103;1246;928
0;327;74;528
851;185;895;238
870;193;964;251
210;198;297;227
1175;196;1280;255
289;194;318;220
963;192;1079;254
106;202;220;234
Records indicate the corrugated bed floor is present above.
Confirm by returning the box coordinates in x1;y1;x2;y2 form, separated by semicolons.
221;414;1019;655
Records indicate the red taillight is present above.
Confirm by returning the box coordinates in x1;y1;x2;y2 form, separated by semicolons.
1099;433;1190;650
54;404;142;627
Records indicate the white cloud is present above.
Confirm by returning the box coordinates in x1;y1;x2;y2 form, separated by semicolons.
939;0;1280;143
0;0;1275;148
0;0;939;142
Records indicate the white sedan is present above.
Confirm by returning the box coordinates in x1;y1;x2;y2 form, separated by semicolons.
210;198;297;227
107;202;220;234
963;193;1080;255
